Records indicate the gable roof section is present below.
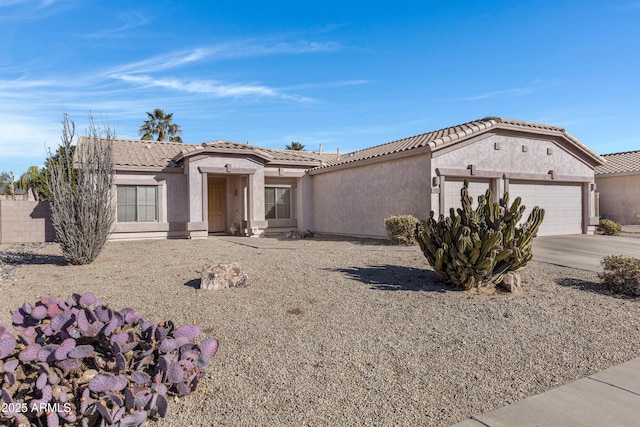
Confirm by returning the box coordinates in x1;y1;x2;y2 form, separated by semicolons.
595;150;640;175
103;138;336;170
313;117;604;171
174;140;335;166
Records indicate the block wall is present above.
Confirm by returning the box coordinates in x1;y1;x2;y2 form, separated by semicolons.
0;201;55;244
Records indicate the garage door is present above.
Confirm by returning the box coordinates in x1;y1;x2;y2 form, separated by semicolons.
509;182;582;236
444;179;490;213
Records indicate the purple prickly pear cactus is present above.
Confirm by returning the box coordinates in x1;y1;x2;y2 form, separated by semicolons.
0;293;219;427
0;331;16;359
37;344;59;363
166;361;185;383
199;338;219;360
131;371;150;384
95;305;112;323
50;311;74;332
32;384;53;406
157;394;170;418
31;304;48;320
54;337;76;360
174;324;201;342
19;343;42;362
68;344;94;359
36;372;48;390
3;358;19;371
77;309;90;333
89;373;128;393
56;357;83;371
46;410;60;427
159;338;179;354
79;292;96;306
121;410;147;427
116;352;127;371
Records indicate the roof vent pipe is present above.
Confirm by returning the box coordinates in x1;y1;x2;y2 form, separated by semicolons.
319;143;323;154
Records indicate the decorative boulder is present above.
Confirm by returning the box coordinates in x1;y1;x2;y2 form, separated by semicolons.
501;271;522;293
200;262;248;290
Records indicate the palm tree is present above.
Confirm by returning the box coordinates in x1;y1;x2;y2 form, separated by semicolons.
0;171;15;199
18;166;40;201
138;108;183;142
285;141;305;151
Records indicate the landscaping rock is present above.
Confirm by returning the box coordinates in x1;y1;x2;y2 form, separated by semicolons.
501;271;522;293
286;230;314;239
200;262;248;290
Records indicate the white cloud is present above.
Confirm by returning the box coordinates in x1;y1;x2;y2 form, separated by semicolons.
80;10;151;39
115;74;276;96
106;40;341;75
463;87;534;101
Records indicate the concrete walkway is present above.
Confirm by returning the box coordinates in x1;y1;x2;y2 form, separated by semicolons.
532;234;640;272
451;357;640;427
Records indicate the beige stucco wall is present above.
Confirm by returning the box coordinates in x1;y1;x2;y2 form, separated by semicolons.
111;170;188;240
0;201;55;244
187;156;266;236
596;174;640;224
432;132;594;184
430;132;598;232
311;154;431;238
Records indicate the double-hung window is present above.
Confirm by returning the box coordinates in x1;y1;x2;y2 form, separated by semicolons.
264;187;291;219
117;185;158;222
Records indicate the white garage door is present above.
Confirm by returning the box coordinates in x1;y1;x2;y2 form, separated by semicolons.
444;179;490;213
509;181;583;236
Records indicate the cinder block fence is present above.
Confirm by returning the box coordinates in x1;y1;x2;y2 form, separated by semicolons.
0;201;55;244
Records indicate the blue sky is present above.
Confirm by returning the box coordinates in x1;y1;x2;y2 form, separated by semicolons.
1;0;639;175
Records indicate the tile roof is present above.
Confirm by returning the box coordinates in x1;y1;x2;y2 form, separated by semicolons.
314;116;604;170
595;150;640;175
95;138;337;169
176;141;336;165
110;138;185;168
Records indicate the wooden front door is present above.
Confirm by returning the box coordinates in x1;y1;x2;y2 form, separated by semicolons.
207;178;225;233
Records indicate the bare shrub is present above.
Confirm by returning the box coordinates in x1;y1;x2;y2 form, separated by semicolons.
47;113;115;265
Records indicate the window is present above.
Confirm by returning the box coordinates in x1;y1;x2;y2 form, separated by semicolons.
117;185;158;222
265;187;290;219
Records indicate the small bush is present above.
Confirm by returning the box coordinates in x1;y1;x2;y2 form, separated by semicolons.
599;255;640;296
598;219;622;236
0;293;218;426
384;215;421;245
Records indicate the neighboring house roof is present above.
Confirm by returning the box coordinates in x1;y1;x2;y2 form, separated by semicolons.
314;116;605;171
595;150;640;175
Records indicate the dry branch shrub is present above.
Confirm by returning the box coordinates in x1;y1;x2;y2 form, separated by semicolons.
48;114;115;265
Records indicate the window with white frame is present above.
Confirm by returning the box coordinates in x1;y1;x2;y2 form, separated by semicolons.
264;187;291;219
117;185;158;222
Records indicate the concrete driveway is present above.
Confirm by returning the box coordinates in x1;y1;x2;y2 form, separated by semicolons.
532;234;640;272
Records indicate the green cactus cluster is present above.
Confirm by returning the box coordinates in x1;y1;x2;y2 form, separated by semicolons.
416;180;545;289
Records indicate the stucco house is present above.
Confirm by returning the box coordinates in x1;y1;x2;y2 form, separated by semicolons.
595;150;640;224
103;117;604;241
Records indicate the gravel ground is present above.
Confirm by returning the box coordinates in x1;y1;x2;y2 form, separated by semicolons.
1;237;640;427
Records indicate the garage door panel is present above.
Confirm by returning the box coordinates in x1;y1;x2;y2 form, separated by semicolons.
509;182;582;236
